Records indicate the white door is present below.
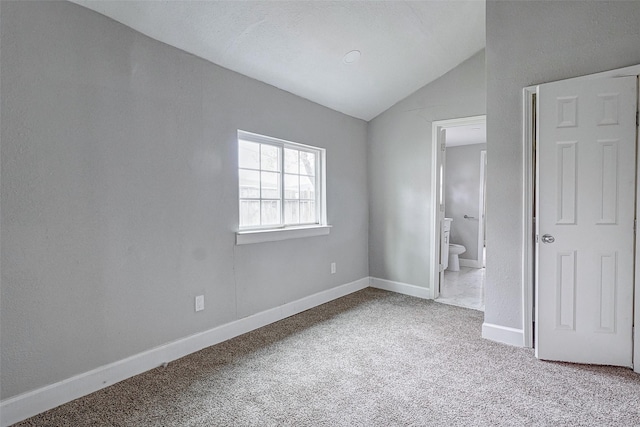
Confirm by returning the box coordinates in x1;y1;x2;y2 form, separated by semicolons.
536;75;638;366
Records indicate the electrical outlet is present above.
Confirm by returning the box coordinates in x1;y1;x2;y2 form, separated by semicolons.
195;295;204;312
331;262;336;274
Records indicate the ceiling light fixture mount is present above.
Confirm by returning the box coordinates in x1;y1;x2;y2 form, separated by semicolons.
342;50;361;65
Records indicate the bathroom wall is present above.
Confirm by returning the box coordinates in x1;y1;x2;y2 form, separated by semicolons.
0;1;368;401
368;50;486;288
444;143;486;263
486;0;640;330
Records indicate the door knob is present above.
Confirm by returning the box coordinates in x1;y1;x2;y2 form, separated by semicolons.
541;234;555;244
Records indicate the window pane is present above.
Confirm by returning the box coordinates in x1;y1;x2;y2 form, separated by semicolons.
299;151;316;176
284;174;299;199
239;169;260;198
261;200;281;225
239;140;260;169
284;148;299;174
238;131;323;231
300;201;316;224
239;200;260;227
261;144;280;172
300;175;315;200
261;171;280;199
285;200;299;224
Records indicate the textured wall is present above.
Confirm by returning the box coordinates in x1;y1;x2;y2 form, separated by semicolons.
0;1;368;400
485;0;640;329
367;51;486;288
444;143;486;262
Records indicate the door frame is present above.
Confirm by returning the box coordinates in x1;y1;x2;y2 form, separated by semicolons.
430;115;486;299
522;64;640;372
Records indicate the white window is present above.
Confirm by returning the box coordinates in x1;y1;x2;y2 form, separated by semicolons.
237;131;328;242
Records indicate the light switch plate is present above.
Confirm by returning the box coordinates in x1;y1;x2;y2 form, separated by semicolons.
195;295;204;312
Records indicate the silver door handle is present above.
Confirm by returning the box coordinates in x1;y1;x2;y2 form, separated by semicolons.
464;215;476;219
541;234;555;244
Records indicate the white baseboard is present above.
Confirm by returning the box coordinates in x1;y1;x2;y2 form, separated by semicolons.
369;277;430;299
459;258;483;269
482;322;525;347
0;277;369;427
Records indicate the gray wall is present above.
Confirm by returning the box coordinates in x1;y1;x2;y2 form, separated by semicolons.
444;143;486;262
486;0;640;328
367;50;485;288
0;1;368;400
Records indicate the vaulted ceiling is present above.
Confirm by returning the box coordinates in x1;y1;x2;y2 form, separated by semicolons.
69;0;485;121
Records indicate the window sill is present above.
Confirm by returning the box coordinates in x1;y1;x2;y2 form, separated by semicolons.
236;225;332;245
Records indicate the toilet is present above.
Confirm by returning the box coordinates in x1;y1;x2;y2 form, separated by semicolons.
442;217;466;272
448;243;466;272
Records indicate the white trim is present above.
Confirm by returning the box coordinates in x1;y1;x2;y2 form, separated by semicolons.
238;129;322;152
635;78;640;374
0;277;369;427
430;115;487;299
370;277;430;299
236;225;331;245
431;126;443;299
522;86;536;349
459;258;483;269
320;148;328;226
481;322;525;347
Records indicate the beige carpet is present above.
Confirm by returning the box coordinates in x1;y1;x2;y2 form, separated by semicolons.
13;288;640;426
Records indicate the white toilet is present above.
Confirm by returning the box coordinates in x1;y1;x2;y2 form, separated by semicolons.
442;218;466;272
448;243;466;272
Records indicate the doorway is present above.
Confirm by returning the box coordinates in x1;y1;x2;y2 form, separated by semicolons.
430;115;486;308
522;65;640;371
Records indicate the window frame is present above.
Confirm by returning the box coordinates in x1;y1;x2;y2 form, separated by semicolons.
236;130;329;244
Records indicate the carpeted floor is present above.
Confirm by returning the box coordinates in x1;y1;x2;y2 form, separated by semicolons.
13;288;640;426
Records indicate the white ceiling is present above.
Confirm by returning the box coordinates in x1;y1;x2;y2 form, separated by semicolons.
445;123;486;147
69;0;485;121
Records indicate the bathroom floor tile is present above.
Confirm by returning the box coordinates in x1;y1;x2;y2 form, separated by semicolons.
436;267;485;311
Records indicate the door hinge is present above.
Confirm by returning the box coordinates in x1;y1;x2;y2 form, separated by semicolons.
439;263;444;272
441;142;446;152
